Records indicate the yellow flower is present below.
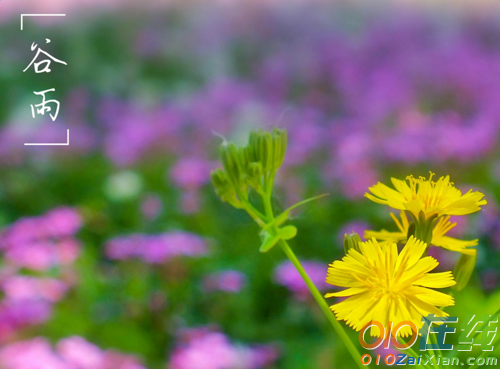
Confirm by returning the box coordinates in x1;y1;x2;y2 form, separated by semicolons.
365;172;487;220
365;211;478;255
325;236;456;337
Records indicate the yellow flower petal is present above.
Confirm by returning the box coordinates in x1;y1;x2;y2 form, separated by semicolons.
365;173;486;219
325;237;455;337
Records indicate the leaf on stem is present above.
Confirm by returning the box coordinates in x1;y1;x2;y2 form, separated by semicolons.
261;194;328;233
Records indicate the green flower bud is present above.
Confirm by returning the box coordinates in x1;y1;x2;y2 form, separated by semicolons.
210;169;240;207
344;232;362;254
272;128;287;169
210;169;227;190
247;162;263;179
239;147;250;175
252;130;273;172
243;143;257;164
243;162;263;189
453;253;477;291
248;130;259;152
220;143;243;187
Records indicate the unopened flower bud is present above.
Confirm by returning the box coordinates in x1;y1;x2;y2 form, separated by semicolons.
239;147;249;172
453;253;477;291
210;168;227;190
247;162;263;179
248;130;259;153
220;143;243;187
254;130;273;172
344;232;362;254
272;128;287;169
243;144;257;165
210;169;240;207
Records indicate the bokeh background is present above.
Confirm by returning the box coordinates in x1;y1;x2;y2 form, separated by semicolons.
0;0;500;368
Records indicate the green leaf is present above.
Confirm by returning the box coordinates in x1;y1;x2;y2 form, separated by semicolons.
259;231;280;252
278;225;297;240
261;194;328;233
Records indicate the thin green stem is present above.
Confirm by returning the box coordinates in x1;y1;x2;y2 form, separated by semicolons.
428;333;442;369
404;346;433;369
279;239;367;369
235;187;268;223
259;187;366;369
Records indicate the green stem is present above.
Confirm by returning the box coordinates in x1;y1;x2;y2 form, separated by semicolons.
258;179;366;369
404;346;433;369
279;239;366;369
428;332;442;369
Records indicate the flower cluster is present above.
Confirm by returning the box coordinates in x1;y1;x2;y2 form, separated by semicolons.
211;128;287;212
105;231;208;263
365;173;486;254
211;128;303;254
326;173;486;336
0;207;82;340
0;336;145;369
0;207;82;270
168;328;279;369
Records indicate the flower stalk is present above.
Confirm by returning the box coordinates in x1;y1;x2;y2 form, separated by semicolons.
211;128;366;369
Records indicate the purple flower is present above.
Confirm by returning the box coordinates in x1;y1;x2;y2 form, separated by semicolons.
170;158;213;190
0;207;82;271
274;260;328;298
169;330;239;369
0;338;67;369
168;328;278;369
0;337;146;369
57;336;104;369
106;231;207;263
2;276;67;303
202;270;246;293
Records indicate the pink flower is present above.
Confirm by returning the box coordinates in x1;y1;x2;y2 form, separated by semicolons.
170;158;212;190
106;231;207;264
168;328;278;369
2;276;67;302
0;207;82;271
274;260;328;298
0;338;67;369
202;270;246;293
57;336;104;369
0;337;146;369
44;208;83;237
